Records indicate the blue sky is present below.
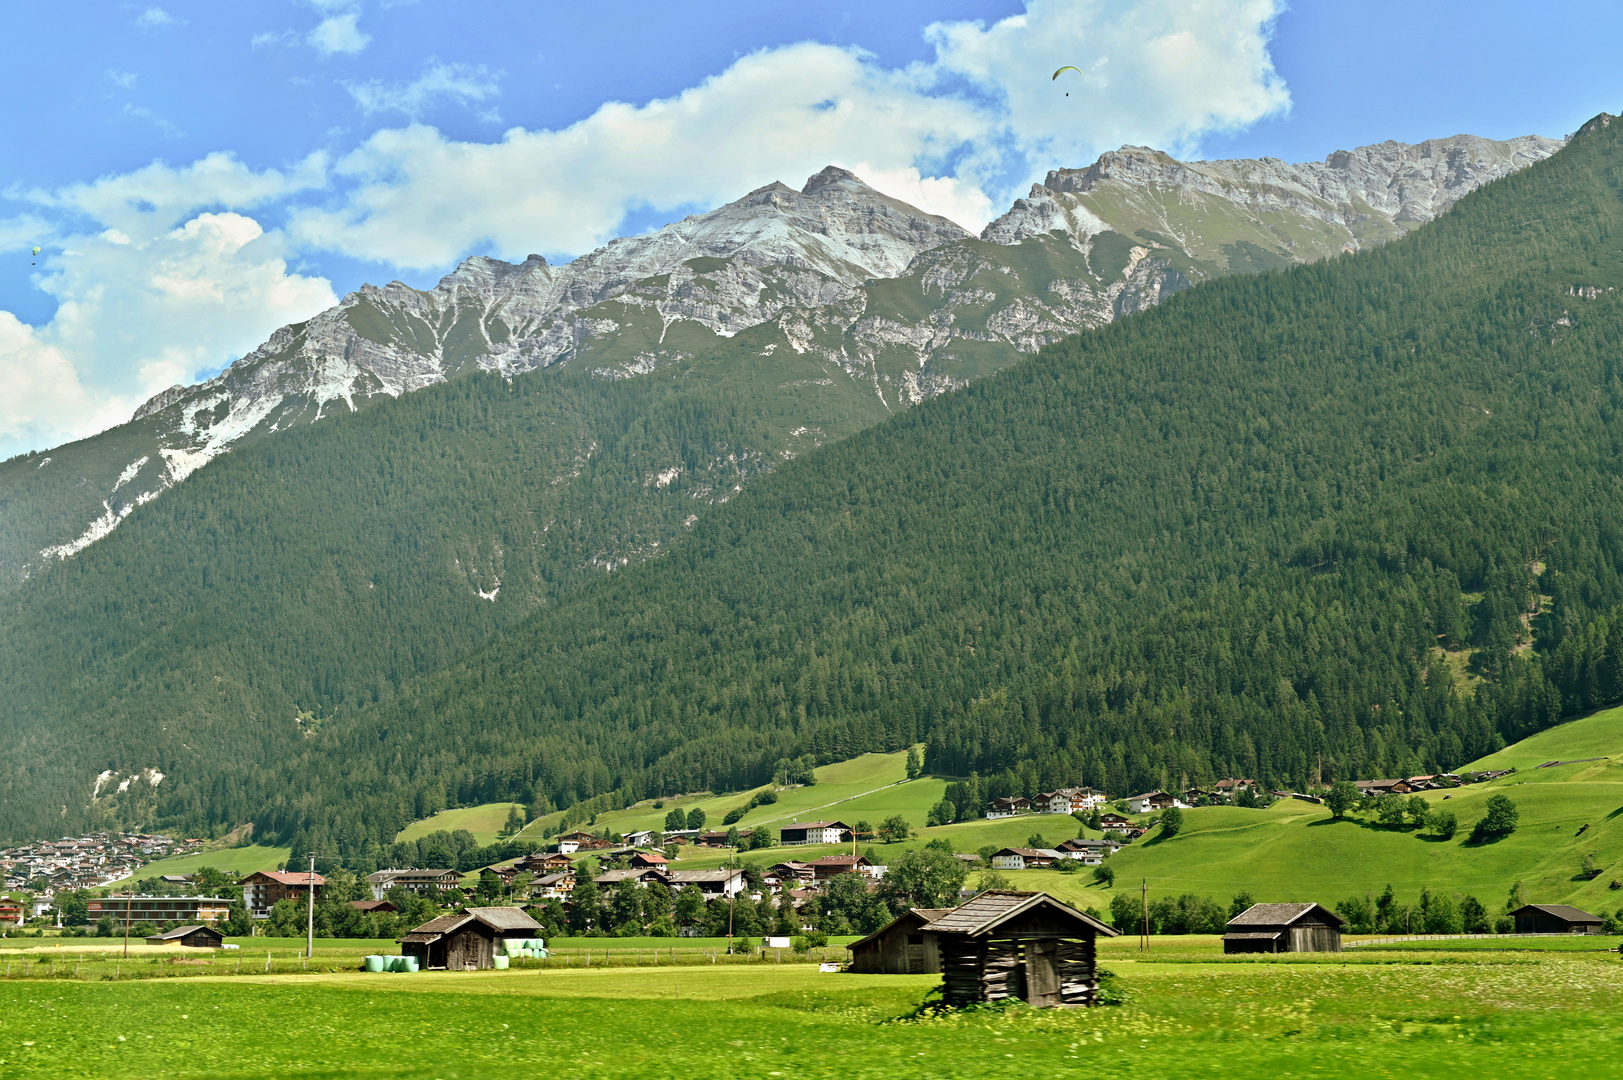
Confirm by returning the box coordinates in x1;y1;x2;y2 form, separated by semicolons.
2;0;1619;456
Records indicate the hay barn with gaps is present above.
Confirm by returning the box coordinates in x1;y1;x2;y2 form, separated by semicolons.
921;890;1117;1008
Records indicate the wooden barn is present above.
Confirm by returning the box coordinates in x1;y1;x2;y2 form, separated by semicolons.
848;907;953;974
923;890;1117;1008
399;906;541;971
1223;903;1343;953
144;924;224;948
1510;904;1604;934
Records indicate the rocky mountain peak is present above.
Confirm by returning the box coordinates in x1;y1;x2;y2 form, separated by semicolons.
801;165;864;196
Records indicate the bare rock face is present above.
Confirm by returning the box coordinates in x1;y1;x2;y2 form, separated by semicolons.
985;133;1563;257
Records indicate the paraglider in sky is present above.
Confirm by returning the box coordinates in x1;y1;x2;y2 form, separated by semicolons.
31;245;40;265
1053;65;1081;96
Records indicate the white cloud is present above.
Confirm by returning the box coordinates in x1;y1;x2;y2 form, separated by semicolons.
927;0;1289;164
135;7;182;28
288;0;1288;269
291;42;990;268
309;12;371;56
107;70;138;89
0;160;336;457
346;61;502;119
5;0;1292;455
34;151;327;239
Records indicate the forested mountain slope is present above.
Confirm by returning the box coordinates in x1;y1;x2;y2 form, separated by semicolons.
1;136;1554;594
0;127;1583;843
218;111;1621;860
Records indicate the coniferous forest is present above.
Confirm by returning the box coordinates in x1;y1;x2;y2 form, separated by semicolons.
3;114;1623;857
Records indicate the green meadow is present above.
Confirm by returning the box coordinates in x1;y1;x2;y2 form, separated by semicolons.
413;708;1623;919
115;844;292;882
398;803;529;847
5;942;1623;1078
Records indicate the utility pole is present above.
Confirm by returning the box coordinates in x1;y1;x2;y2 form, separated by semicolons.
305;852;317;960
1139;878;1150;953
123;886;133;959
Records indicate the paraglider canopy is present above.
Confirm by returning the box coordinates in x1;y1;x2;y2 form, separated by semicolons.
1051;66;1081;80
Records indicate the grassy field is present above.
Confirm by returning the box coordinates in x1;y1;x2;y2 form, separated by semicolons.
401;711;1623;916
508;750;941;843
397;803;528;846
110;843;292;882
1465;704;1623;772
1355;936;1623;952
5;942;1623;1078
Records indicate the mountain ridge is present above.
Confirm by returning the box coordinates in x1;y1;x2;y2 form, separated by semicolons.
0;131;1562;591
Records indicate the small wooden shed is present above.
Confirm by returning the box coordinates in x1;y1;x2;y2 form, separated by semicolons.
923;891;1117;1008
145;924;224;948
399;906;541;970
848;907;953;974
1223;903;1343;953
1511;904;1604;935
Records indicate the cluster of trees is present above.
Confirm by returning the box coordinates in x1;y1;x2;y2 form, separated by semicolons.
1324;786;1518;844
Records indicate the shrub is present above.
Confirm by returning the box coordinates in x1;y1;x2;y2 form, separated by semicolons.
1427;809;1458;840
792;929;829;953
1159;807;1184;837
1093;863;1116;887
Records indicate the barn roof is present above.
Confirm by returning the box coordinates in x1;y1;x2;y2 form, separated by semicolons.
399;906;539;943
1513;904;1603;923
148;924;219;940
1226;903;1345;929
848;907;955;951
464;906;542;931
922;891;1117;938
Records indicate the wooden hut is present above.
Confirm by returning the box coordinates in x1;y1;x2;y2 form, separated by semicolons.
399;906;541;970
144;924;224;948
848;907;953;974
922;891;1117;1008
1510;904;1604;935
1223;903;1343;953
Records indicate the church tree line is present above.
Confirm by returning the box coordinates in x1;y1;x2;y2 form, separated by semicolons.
10;119;1623;856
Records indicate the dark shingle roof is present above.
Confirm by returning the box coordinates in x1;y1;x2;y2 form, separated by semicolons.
921;890;1117;938
1221;931;1283;941
149;924;217;940
1226;903;1344;928
465;906;542;931
1516;904;1603;923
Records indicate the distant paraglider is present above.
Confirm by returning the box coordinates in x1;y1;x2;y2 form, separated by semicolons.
1053;65;1081;96
31;245;40;265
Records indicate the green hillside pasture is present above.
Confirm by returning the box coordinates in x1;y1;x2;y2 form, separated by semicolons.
987;773;1623;914
1466;702;1623;772
9;952;1623;1078
505;751;924;843
113;843;291;882
398;803;527;846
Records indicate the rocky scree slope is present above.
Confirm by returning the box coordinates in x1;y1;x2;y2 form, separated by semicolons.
0;134;1561;592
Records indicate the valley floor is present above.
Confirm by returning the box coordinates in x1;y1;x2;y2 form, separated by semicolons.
5;940;1623;1078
